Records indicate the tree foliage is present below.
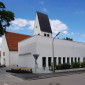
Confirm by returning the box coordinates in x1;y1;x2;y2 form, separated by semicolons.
0;2;15;36
63;37;73;41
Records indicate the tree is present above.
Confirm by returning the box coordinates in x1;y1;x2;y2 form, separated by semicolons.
0;2;15;36
63;37;73;41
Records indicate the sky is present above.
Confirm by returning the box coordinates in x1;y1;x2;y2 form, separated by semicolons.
0;0;85;49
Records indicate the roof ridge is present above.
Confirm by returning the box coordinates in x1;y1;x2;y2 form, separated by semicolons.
5;32;31;36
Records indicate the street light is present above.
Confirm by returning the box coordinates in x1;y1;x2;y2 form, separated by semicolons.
52;32;60;73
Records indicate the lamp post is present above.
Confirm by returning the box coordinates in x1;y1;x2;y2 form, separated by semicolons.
52;32;60;73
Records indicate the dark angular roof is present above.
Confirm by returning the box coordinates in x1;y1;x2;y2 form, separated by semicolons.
36;11;52;33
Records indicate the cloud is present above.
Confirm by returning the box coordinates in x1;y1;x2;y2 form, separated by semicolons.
43;8;47;12
63;31;69;35
50;19;68;34
9;18;34;30
9;18;68;35
28;20;34;30
11;18;28;27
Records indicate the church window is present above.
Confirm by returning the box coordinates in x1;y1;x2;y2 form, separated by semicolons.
44;33;46;36
47;34;49;37
3;52;5;56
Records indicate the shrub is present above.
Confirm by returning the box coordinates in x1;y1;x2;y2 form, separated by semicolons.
56;63;71;70
61;63;71;69
80;62;85;68
56;64;62;70
51;63;57;70
6;68;32;73
71;62;80;68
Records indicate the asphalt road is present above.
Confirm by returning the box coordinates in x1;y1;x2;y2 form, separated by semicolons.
4;73;85;85
0;66;85;85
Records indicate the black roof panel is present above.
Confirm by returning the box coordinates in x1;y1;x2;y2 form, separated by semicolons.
36;11;52;33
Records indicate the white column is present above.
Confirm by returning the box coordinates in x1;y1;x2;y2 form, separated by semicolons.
46;57;48;67
69;57;71;65
61;57;63;64
65;57;67;63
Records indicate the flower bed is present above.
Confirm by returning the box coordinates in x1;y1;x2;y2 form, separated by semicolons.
6;68;32;73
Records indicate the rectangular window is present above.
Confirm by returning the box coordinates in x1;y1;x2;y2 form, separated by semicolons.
71;57;73;64
3;52;5;56
42;57;46;67
78;57;80;63
83;57;85;62
75;57;77;62
58;57;61;64
63;57;65;64
48;57;51;66
47;34;49;37
44;34;46;36
67;57;69;64
54;57;56;65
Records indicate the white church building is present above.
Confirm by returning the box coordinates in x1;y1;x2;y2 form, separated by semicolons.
18;12;85;73
1;11;85;73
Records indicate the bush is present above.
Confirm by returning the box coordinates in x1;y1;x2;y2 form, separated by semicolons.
6;68;32;73
61;63;71;69
56;63;71;70
80;62;85;68
71;62;80;68
51;63;57;70
56;64;62;70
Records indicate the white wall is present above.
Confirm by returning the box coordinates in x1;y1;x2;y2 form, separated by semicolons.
33;13;41;36
1;35;10;66
18;37;36;68
18;36;85;73
9;51;18;66
1;34;18;66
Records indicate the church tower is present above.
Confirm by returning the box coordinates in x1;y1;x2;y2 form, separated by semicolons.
33;11;52;37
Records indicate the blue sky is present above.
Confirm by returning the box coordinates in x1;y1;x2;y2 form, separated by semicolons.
1;0;85;43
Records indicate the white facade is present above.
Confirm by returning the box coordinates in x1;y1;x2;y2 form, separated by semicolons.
18;35;85;73
1;35;18;66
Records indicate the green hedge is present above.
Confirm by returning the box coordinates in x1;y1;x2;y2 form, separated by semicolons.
56;63;71;70
6;69;32;73
80;62;85;68
71;62;80;68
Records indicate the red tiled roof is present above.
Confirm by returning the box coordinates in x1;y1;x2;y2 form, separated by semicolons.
5;32;31;51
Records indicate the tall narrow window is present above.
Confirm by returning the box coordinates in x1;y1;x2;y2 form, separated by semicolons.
44;33;46;36
71;57;73;64
63;57;65;64
78;57;80;63
67;57;69;64
58;57;61;64
3;52;5;56
47;34;49;37
83;57;85;62
48;57;51;67
54;57;56;65
75;57;77;62
42;57;46;67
